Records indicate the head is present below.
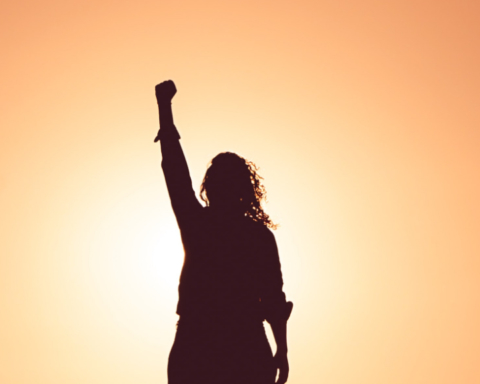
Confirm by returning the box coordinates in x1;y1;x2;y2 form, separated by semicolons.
200;152;277;229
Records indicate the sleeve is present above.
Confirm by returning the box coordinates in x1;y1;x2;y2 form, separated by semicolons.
258;229;293;323
159;125;203;226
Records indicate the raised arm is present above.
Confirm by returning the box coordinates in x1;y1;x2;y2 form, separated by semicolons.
154;80;202;225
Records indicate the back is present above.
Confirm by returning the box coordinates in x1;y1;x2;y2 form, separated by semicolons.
176;207;275;322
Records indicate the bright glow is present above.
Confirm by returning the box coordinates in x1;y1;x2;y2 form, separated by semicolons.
1;1;480;383
85;185;184;333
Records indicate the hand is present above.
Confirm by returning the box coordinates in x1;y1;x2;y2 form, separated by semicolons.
273;351;289;384
155;80;177;105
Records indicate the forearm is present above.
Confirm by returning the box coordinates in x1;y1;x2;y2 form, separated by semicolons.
155;103;180;142
269;319;288;354
156;101;188;182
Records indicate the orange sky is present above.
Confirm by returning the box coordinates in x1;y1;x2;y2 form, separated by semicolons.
1;1;479;383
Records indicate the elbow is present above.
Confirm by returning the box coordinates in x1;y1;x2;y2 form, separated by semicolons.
161;157;171;172
265;300;293;323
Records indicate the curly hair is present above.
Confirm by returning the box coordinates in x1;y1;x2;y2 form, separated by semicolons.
200;152;277;230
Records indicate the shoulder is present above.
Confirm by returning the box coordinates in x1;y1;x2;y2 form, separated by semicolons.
252;219;274;237
244;218;276;245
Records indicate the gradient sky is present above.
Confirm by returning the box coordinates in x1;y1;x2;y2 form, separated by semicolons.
1;1;479;383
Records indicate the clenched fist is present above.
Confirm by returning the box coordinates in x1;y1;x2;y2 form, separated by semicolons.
155;80;177;105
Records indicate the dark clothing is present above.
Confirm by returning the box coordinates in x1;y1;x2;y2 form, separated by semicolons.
168;317;276;384
159;123;291;383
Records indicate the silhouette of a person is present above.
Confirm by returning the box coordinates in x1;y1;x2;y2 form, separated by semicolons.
154;80;293;384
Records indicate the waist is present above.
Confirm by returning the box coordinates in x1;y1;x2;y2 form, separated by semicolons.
178;313;264;329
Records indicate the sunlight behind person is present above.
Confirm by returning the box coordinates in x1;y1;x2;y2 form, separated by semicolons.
1;1;480;383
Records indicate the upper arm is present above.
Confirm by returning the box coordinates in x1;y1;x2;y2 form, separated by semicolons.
259;229;284;292
258;228;293;322
160;138;202;225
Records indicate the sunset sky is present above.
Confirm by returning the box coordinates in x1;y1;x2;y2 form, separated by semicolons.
1;1;479;383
